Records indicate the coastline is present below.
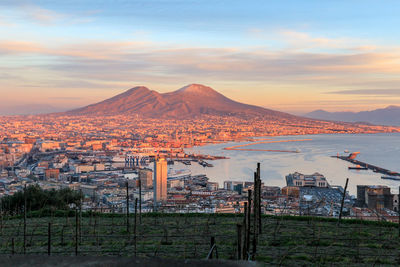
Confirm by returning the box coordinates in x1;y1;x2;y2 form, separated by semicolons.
183;132;400;195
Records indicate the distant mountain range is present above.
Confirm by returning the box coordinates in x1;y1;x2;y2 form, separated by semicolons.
64;84;301;120
305;106;400;126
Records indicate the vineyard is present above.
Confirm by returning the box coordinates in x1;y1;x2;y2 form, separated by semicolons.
1;212;400;266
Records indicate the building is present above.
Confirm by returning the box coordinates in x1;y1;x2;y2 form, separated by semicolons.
75;164;95;174
393;194;399;212
286;172;329;188
168;179;184;189
153;158;167;202
133;189;153;202
262;186;281;198
356;185;367;207
92;143;103;150
24;137;36;144
40;141;60;152
357;185;393;210
94;163;105;171
281;186;300;198
224;181;246;191
139;169;153;188
206;182;219;191
45;168;59;180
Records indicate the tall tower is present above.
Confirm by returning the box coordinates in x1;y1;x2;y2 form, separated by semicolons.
154;158;167;203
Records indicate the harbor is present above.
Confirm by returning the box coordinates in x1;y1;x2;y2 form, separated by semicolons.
182;133;400;195
333;152;400;177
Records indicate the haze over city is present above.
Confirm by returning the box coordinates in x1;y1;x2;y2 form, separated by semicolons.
1;0;400;114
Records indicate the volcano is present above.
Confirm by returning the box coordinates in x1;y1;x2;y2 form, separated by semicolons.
64;84;298;119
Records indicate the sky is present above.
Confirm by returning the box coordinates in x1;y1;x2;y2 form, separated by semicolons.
1;0;400;114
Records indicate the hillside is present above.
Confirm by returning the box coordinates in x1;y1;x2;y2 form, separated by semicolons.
305;106;400;126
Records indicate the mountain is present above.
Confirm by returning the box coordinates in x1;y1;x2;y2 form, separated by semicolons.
305;106;400;126
64;84;299;119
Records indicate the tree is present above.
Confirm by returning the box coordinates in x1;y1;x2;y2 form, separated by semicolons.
0;185;81;215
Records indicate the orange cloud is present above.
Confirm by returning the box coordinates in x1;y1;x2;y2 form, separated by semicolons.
0;41;43;53
2;35;400;113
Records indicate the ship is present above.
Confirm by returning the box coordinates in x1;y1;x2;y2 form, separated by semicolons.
381;176;400;181
198;160;214;167
347;152;360;160
348;165;368;170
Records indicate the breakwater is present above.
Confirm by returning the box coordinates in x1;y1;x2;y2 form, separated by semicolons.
333;155;400;177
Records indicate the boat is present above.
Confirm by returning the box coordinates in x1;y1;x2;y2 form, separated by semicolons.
348;165;368;170
198;160;214;167
381;176;400;181
344;150;349;153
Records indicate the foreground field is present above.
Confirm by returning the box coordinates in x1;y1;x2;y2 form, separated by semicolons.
0;212;399;266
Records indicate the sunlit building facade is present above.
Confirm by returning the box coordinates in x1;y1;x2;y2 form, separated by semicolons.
154;158;167;202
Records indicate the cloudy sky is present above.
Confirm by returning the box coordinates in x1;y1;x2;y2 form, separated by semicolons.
1;0;400;114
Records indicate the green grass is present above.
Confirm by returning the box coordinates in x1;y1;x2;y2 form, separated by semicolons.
0;212;400;266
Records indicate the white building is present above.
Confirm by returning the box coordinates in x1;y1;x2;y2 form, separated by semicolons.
286;172;329;188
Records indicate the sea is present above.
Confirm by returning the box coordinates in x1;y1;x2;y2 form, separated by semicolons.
176;133;400;195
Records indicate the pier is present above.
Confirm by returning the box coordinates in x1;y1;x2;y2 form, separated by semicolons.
333;155;400;177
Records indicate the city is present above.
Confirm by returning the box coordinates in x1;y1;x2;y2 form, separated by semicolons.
1;114;399;222
2;0;400;265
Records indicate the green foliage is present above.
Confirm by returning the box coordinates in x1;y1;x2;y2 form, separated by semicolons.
0;184;81;215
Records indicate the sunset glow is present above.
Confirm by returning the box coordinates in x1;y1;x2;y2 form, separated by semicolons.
1;1;400;114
